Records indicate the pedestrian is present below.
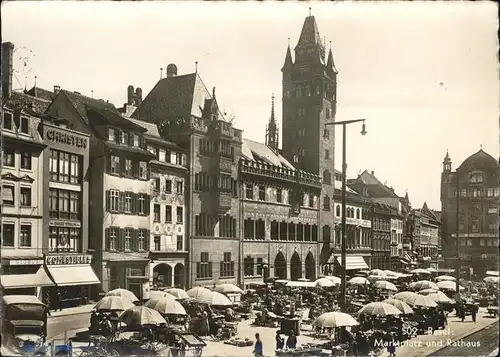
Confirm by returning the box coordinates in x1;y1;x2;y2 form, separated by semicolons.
286;330;297;349
44;292;51;316
471;304;478;323
385;331;396;357
275;330;284;350
56;290;63;311
253;333;263;356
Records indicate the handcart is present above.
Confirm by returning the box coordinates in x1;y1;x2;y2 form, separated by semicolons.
170;332;206;357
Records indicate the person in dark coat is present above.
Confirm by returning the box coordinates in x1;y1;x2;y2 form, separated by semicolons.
286;330;297;349
471;304;478;322
275;330;284;350
253;333;263;356
56;290;63;311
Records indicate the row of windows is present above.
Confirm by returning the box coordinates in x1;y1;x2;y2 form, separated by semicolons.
2;184;32;207
195;214;237;237
152;177;183;194
49;150;82;184
334;227;372;248
194;173;237;195
2;149;32;170
49;189;81;220
2;112;30;134
199;138;234;158
243;219;266;240
147;145;185;166
270;221;318;241
244;257;264;277
373;218;391;231
284;82;335;101
104;227;150;252
453;188;500;198
459;237;498;247
196;252;234;279
1;223;32;247
109;155;148;180
152;235;184;251
108;128;143;148
106;190;150;215
153;204;184;223
49;227;81;253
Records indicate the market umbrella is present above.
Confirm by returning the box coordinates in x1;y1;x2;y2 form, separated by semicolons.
348;277;370;285
298;278;310;282
483;276;499;284
164;288;190;300
383;299;414;315
437;281;464;292
149;290;177;301
358;302;401;317
321;276;342;284
187;287;214;304
214;284;243;294
315;278;336;287
210;292;233;307
410;268;431;275
426;267;437;273
145;297;187;316
119;306;167;327
369;269;387;278
419;291;453;304
413;280;438;291
368;274;387;281
418;288;439;295
435;275;456;282
393;291;438;308
105;288;139;302
312;312;359;328
94;296;135;312
373;280;398;292
383;270;401;277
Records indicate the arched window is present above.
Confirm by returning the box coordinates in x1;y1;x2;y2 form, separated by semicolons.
323;170;331;184
356;209;361;219
336;205;340;217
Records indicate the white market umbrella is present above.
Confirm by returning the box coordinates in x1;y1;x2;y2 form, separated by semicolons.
210;292;233;307
437;281;464;292
145;297;187;315
149;290;177;301
383;270;401;277
393;291;438;308
369;269;387;278
315;278;335;287
349;277;370;285
373;280;398;292
313;312;359;328
426;267;438;273
419;288;439;295
105;288;139;302
483;276;499;284
94;296;135;312
187;287;214;304
321;276;342;284
215;284;243;294
413;280;438;291
435;275;456;282
358;302;401;317
164;288;190;300
410;268;431;275
119;306;167;327
298;278;310;282
383;299;414;315
419;291;453;304
368;274;387;281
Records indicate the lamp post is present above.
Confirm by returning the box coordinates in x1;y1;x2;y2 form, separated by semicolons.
324;119;367;309
455;177;460;300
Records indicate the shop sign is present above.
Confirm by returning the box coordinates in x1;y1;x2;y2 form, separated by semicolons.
49;220;82;228
45;128;87;149
5;259;44;265
45;254;92;265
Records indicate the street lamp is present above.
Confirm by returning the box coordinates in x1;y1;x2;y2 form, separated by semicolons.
324;119;367;309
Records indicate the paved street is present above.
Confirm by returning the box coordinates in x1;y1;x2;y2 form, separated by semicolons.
47;311;91;341
428;322;499;357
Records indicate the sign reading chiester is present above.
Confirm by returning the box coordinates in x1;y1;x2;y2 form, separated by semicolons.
45;254;92;265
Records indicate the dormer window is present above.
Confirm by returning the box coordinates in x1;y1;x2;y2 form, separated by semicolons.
3;112;13;130
20;117;29;134
470;173;484;184
108;128;115;141
133;134;139;147
176;153;182;165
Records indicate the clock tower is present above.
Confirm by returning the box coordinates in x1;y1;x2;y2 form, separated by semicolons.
281;14;338;263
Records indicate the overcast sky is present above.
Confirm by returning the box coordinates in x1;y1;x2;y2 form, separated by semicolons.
3;1;498;210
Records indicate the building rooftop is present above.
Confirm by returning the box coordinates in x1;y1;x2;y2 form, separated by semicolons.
241;139;295;169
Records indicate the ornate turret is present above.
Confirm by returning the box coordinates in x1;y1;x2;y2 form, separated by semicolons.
443;150;451;172
281;39;294;72
265;93;279;152
326;44;338;75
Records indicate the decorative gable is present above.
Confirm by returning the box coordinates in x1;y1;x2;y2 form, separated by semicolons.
1;173;19;182
19;174;35;183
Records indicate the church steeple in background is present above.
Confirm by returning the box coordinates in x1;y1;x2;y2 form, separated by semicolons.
265;93;279;152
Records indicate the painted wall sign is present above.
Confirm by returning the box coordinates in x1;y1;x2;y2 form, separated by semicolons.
45;254;92;265
46;129;87;149
5;259;44;266
49;220;82;228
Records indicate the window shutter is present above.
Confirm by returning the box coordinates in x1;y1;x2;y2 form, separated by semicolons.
145;195;150;214
105;228;110;251
120;156;125;176
105;156;111;174
119;228;125;251
105;190;110;211
196;263;201;278
119;192;125;212
144;229;150;251
209;262;213;278
131;193;137;214
131;229;137;251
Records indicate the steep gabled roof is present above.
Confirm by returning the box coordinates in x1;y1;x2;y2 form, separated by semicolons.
61;90;118;124
127;117;183;150
295;16;322;50
133;72;224;124
358;170;399;198
26;86;56;101
86;106;147;133
4;91;52;115
242;139;294;169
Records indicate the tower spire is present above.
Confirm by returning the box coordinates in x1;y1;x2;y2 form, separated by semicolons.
270;93;276;124
265;93;279;152
281;39;294;71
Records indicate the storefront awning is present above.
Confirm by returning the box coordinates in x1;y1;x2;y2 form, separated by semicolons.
336;256;369;270
0;267;54;289
47;265;100;286
286;281;317;288
486;270;499;277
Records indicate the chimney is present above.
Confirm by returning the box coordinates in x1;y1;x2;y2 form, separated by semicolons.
135;87;142;105
371;170;374;175
54;85;61;94
166;63;178;78
2;42;14;100
127;85;134;105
